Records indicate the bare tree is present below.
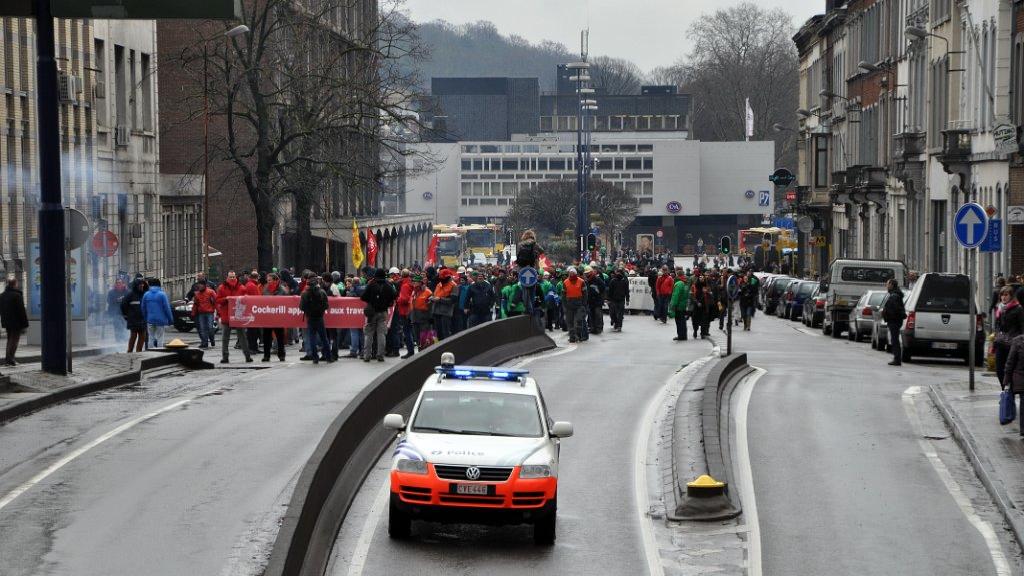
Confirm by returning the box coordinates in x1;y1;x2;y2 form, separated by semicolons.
674;2;799;168
589;55;644;95
506;178;638;254
177;0;428;271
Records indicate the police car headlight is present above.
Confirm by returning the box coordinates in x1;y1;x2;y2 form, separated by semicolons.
519;465;553;479
395;459;427;475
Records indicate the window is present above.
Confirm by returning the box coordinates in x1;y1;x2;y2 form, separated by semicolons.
625;158;642;170
502;159;518;170
932;0;950;24
549;159;566;170
114;44;126;127
814;136;828;188
638;144;653;152
838;266;896;283
480;144;499;153
620;144;636;152
597;158;613;170
601;144;618;152
642;181;653;196
129;49;137;130
140;53;152;131
614;158;624;170
642;158;653;170
461;160;471;171
917;274;969;312
639;197;653;205
462;144;478;153
461;182;471;196
1014;36;1024;124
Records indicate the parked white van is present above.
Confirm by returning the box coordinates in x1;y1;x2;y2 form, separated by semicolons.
820;259;907;338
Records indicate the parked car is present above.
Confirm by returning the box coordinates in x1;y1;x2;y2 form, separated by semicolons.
780;280;815;321
764;277;794;315
803;285;827;328
172;298;220;334
758;274;781;310
848;290;888;342
899;273;984;365
820;259;907;338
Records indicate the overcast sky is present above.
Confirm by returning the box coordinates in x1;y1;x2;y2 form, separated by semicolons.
403;0;824;71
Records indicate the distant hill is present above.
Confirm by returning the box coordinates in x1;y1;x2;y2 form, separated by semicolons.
413;20;575;92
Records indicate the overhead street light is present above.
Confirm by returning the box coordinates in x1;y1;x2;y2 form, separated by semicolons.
796;108;813;118
857;60;882;73
225;24;250;37
818;88;850;101
904;25;928;40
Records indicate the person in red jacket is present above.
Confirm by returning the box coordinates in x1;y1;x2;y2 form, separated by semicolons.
216;270;252;364
395;269;415;358
190;279;217;348
244;271;263;353
654;265;676;324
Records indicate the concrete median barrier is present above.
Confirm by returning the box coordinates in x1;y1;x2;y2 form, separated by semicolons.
264;316;555;576
671;353;751;521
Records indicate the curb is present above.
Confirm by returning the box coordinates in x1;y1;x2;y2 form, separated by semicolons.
0;350;210;425
927;385;1024;550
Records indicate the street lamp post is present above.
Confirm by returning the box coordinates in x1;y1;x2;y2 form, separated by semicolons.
566;60;592;261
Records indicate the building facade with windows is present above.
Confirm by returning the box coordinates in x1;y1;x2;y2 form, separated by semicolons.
793;0;1023;298
404;133;772;254
0;17;170;306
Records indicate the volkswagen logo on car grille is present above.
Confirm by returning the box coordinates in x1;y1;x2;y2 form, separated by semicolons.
465;466;481;480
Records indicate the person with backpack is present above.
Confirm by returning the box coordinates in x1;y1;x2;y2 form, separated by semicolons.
361;268;397;362
300;277;331;364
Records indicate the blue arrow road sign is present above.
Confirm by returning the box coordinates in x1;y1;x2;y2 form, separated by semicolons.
980;219;1002;253
727;275;739;299
518;266;538;288
953;203;989;249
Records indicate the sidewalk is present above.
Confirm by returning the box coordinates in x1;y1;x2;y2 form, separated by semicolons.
931;376;1024;547
0;350;195;424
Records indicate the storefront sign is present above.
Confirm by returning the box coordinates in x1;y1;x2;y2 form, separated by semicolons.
666;201;682;213
227;296;390;329
994;124;1017;147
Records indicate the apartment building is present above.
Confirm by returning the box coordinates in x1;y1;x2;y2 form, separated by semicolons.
0;18;184;310
794;0;1023;298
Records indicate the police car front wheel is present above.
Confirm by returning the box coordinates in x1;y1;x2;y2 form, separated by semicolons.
533;499;557;546
388;499;412;539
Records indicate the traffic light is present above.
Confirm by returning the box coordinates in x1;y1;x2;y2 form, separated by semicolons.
720;235;731;255
587;233;597;251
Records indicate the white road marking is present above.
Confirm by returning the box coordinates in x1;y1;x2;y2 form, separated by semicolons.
634;373;669;576
733;367;765;576
346;478;391;576
0;387;227;513
902;386;1011;576
512;342;578;367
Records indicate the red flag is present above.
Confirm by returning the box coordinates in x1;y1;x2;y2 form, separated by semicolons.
426;235;439;267
366;229;378;266
538;254;552;271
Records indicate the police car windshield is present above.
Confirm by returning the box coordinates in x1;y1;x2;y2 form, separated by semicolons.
412;390;544;438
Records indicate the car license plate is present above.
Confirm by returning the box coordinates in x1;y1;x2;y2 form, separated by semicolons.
453;483;489;495
932;342;957;350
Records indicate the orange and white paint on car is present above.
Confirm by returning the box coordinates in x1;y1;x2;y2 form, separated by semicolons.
391;464;556;509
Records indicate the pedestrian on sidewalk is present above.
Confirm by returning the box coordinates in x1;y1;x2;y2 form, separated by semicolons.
191;279;218;349
216;271;252;364
0;276;29;366
994;286;1024;387
1001;334;1024;437
106;280;128;342
121;278;148;352
141;277;173;349
667;269;691;341
881;279;906;366
739;271;758;331
261;273;288;362
300;276;331;364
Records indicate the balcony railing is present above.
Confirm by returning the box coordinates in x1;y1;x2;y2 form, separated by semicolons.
939;129;971;167
893;131;926;160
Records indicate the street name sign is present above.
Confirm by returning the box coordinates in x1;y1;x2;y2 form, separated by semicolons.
953;202;988;249
980;219;1002;253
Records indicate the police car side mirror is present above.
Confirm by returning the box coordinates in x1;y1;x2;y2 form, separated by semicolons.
549;421;573;438
383;414;406;430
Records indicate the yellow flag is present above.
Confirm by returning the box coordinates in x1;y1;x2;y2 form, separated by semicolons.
351;219;364;270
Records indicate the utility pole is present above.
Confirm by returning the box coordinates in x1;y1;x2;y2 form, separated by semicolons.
35;0;68;375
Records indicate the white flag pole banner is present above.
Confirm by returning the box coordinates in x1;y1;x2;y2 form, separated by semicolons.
745;97;754;141
627;276;655;312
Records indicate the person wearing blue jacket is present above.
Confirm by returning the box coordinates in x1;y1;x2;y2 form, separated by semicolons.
141;277;174;349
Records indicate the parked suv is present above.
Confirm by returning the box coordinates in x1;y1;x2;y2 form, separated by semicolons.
820;259;907;339
900;273;983;365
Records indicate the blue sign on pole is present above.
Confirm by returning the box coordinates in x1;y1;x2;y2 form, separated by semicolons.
758;190;771;207
980;219;1003;253
518;266;538;288
954;203;989;248
727;275;739;300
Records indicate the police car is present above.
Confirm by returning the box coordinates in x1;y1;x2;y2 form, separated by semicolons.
383;353;573;545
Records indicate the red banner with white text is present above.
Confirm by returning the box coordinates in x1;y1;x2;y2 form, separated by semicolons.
226;296;391;329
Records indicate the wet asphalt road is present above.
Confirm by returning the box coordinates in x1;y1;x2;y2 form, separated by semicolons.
327;317;712;576
0;352;392;576
745;312;1020;575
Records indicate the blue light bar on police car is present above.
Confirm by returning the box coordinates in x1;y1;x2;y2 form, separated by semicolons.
435;366;530;381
